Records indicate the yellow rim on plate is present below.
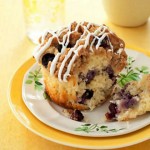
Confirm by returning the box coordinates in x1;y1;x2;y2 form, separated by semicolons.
8;54;150;149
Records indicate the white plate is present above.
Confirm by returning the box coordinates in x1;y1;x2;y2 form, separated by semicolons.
22;48;150;137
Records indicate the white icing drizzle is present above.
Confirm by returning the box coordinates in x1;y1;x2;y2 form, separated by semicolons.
75;22;80;32
95;33;108;50
63;45;84;82
90;26;109;51
57;28;68;37
117;48;123;54
57;22;89;81
65;31;72;46
33;21;120;82
108;37;114;50
34;35;55;61
50;53;61;75
89;26;104;51
83;32;91;48
117;43;124;54
33;31;58;61
58;48;74;81
41;30;49;43
86;22;92;29
89;38;96;52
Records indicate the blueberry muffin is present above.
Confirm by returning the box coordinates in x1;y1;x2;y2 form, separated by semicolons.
106;74;150;121
33;21;127;110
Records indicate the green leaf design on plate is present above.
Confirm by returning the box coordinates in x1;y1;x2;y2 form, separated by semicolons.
25;68;43;91
75;124;98;133
25;67;53;100
135;66;149;74
35;81;42;85
117;56;149;87
28;75;34;78
100;125;107;129
75;124;125;133
25;80;33;84
35;84;43;91
43;91;51;101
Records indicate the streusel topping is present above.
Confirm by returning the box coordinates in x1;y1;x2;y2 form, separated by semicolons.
33;21;125;82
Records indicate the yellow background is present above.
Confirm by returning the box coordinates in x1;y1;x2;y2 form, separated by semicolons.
0;0;150;149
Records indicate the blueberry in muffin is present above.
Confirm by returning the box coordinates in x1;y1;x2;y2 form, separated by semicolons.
33;21;127;110
106;75;150;121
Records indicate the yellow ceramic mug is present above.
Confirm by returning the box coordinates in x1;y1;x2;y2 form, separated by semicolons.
102;0;150;27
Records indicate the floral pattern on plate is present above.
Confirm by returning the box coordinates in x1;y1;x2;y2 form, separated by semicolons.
22;49;150;137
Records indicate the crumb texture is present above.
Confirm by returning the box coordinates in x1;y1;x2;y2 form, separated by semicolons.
107;74;150;121
33;21;127;110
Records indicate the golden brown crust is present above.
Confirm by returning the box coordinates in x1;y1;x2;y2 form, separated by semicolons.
42;65;88;110
41;47;120;110
34;21;127;110
38;22;127;78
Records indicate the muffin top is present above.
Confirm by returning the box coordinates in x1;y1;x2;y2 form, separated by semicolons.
33;21;127;82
